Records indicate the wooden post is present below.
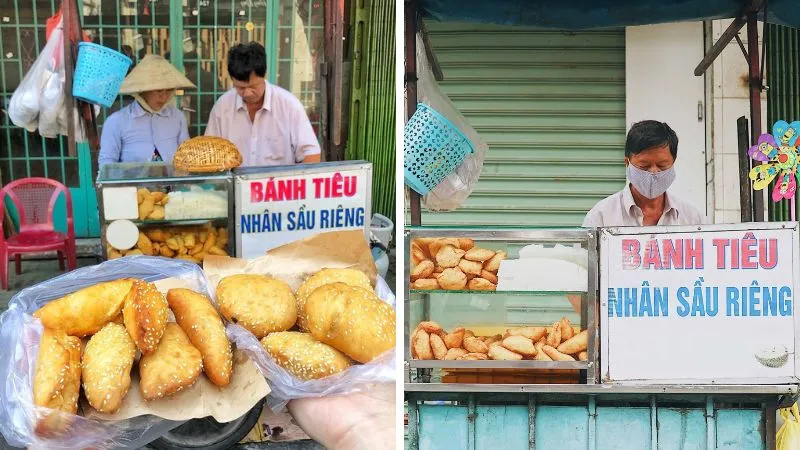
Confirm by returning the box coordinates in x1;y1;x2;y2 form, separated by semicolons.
747;10;764;221
405;0;421;226
62;0;77;158
737;116;753;222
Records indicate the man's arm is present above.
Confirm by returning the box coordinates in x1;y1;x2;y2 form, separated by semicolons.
98;115;122;168
204;101;222;137
582;208;602;228
291;100;321;163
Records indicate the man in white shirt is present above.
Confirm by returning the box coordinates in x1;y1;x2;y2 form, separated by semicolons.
583;120;707;227
205;42;321;167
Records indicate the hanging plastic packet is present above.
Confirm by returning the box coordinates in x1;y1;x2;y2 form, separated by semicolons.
412;32;489;211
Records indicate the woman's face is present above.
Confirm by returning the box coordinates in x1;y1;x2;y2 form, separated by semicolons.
140;88;173;111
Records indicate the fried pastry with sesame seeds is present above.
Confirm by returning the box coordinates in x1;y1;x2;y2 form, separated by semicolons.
33;329;82;435
261;331;351;381
81;323;136;414
139;323;203;401
122;280;169;355
295;268;372;331
304;283;396;364
34;279;136;337
216;274;296;338
167;288;233;387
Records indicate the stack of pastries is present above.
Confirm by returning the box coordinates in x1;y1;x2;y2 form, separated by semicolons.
31;279;233;435
214;268;396;382
410;318;589;362
410;238;506;291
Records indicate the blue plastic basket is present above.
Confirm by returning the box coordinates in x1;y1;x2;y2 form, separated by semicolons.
404;104;475;195
72;42;132;108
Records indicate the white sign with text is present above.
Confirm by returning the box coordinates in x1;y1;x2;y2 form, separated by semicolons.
600;223;800;384
235;163;371;258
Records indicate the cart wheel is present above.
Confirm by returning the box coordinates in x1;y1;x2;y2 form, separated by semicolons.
148;398;265;450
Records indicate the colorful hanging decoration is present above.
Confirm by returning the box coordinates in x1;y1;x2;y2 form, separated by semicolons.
748;120;800;202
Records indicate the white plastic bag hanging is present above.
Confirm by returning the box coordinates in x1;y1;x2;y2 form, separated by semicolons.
8;18;64;132
410;32;488;211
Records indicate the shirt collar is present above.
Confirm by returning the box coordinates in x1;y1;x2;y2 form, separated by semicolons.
129;100;169;118
235;79;272;112
623;183;679;218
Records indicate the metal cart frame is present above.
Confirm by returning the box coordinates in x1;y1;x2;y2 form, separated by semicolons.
96;163;235;259
404;227;599;384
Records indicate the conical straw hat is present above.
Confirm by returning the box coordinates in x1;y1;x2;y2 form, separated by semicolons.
119;54;196;94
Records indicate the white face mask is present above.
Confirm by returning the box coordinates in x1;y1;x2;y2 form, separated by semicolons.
626;163;676;199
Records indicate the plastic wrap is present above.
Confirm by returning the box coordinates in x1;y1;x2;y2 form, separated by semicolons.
778;403;800;449
7;19;63;132
228;276;397;412
410;32;488;211
0;256;215;450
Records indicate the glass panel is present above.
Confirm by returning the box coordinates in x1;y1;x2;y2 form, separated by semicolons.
0;160;10;183
8;129;26;158
12;159;27;179
28;135;43;158
63;159;80;187
276;0;323;139
97;162;229;182
47;159;64;184
29;159;45;178
44;138;62;157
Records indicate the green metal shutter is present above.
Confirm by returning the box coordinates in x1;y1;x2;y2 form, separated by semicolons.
419;22;626;227
766;23;800;222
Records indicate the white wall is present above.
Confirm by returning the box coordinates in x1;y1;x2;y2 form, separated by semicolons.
709;19;768;224
626;22;708;217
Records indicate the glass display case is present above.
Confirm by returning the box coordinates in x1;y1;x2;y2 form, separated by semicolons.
405;227;599;385
96;163;235;262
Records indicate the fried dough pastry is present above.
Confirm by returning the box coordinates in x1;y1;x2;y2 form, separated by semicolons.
82;323;136;413
139;323;203;400
304;283;395;363
261;331;351;381
216;274;296;338
295;268;372;331
167;288;233;387
34;279;136;337
123;280;169;355
33;330;82;436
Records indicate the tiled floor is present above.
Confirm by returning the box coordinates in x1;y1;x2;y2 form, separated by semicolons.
0;257;99;312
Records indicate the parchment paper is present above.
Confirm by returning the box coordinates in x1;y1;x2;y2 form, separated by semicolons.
204;229;378;291
82;278;270;423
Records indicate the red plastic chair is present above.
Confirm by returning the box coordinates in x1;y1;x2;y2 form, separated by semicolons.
0;177;77;290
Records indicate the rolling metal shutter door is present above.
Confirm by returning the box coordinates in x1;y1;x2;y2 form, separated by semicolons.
420;22;626;227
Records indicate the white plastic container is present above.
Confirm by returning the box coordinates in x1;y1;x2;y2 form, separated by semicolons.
370;213;394;248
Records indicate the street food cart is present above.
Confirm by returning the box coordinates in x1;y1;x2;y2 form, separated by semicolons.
405;223;800;449
96;161;373;263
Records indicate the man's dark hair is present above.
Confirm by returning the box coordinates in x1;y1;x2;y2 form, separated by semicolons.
625;120;678;160
227;42;267;81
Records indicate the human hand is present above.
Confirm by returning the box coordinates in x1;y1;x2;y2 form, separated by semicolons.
287;383;395;450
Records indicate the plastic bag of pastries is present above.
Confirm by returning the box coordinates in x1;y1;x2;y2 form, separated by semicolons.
226;272;396;411
0;256;211;449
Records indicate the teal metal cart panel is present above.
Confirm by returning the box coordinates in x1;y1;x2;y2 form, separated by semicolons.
535;406;588;449
716;410;764;450
412;399;767;450
419;405;470;450
657;408;707;450
475;406;529;449
596;407;651;449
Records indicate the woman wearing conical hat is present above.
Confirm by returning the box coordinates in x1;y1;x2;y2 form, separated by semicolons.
98;55;196;167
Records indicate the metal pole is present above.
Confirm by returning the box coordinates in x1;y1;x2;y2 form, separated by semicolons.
747;11;765;221
405;0;421;225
